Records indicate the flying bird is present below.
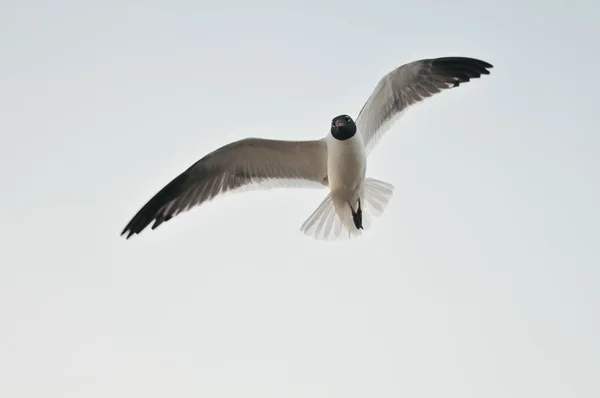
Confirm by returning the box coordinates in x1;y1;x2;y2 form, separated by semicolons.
121;56;493;241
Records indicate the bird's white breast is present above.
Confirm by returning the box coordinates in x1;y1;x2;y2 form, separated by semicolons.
326;133;367;200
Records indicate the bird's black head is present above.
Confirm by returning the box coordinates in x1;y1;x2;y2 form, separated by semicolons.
330;114;357;141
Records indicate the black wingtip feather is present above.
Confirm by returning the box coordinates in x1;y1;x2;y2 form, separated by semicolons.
433;57;494;70
430;57;493;88
120;171;191;239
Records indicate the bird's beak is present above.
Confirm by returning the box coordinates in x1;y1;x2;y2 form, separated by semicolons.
335;120;345;127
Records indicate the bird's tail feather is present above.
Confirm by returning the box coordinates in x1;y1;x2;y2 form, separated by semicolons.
300;192;347;241
300;178;394;241
362;177;395;218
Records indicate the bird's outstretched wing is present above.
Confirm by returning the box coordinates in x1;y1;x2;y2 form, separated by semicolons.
121;137;328;238
355;57;493;155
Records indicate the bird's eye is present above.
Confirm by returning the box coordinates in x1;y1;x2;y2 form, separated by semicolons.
345;116;351;122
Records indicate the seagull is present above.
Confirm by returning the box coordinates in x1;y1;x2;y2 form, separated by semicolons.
121;56;493;241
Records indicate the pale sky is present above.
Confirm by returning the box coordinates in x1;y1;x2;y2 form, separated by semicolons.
1;0;598;397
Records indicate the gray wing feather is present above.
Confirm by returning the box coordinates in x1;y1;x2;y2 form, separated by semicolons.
355;57;493;155
121;137;327;238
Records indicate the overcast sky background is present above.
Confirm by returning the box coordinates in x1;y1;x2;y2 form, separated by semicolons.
1;0;598;397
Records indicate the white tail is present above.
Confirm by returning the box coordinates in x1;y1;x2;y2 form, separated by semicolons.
300;178;395;241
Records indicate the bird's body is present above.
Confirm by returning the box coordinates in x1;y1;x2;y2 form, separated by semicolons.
327;128;366;199
121;56;493;241
326;123;367;231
